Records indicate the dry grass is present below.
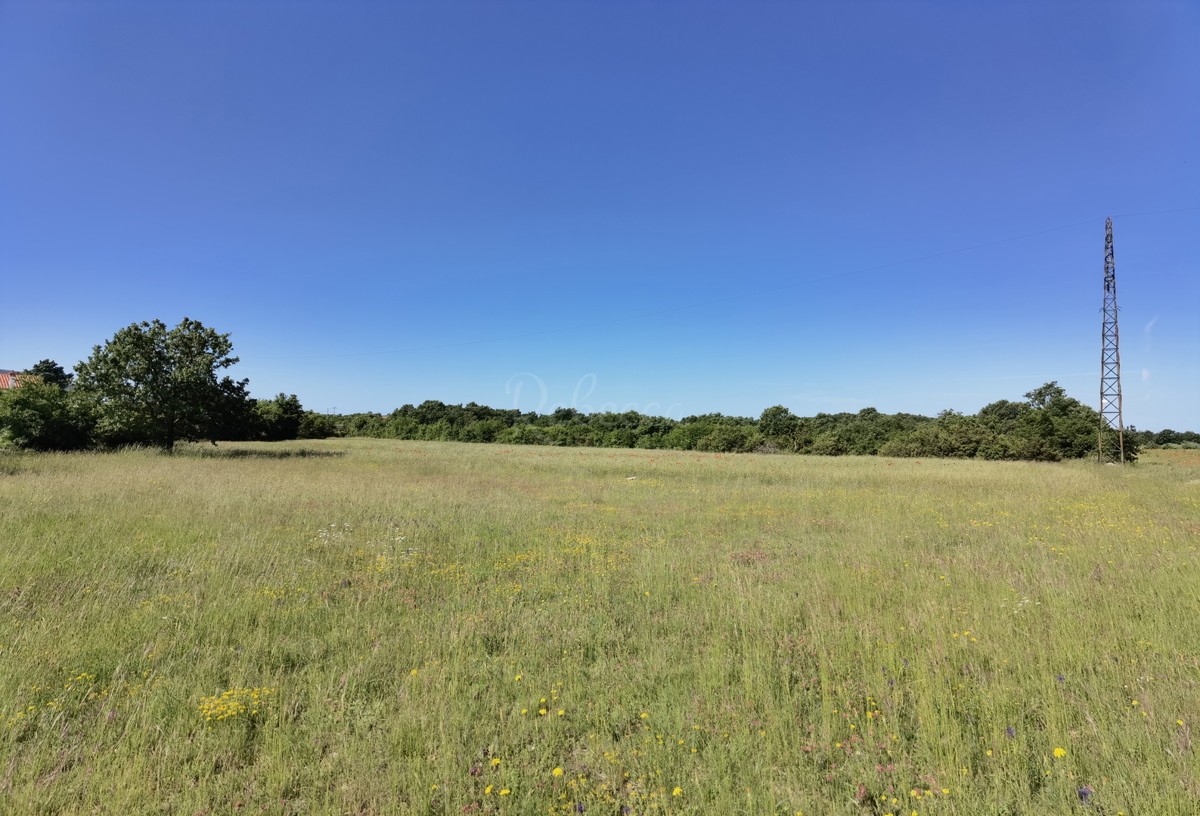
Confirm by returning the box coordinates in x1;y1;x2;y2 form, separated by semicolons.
0;440;1197;814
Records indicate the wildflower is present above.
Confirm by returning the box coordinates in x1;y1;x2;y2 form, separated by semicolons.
558;709;565;716
1054;747;1067;758
1006;726;1016;738
410;669;418;676
552;767;564;777
1078;785;1094;804
491;758;501;766
515;674;522;681
485;785;493;794
1056;675;1065;683
640;713;649;719
499;789;510;795
672;787;683;796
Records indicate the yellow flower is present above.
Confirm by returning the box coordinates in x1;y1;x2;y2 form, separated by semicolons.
515;674;522;681
485;785;492;794
557;709;565;716
499;789;510;795
672;787;683;796
1053;747;1067;758
552;767;564;777
640;712;649;718
410;669;418;676
491;758;501;766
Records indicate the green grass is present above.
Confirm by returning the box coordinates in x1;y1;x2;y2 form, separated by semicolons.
1;440;1198;815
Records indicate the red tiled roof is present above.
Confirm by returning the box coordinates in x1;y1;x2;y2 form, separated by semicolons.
0;371;23;389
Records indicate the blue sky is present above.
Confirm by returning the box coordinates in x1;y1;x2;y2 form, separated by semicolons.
2;1;1197;429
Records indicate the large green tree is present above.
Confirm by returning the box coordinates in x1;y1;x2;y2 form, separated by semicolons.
74;318;253;450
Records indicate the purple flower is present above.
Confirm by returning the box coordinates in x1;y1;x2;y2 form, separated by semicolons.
1005;726;1016;739
1078;785;1094;804
575;805;586;813
1056;675;1065;683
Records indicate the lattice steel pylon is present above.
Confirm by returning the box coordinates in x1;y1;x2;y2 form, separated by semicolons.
1098;217;1125;464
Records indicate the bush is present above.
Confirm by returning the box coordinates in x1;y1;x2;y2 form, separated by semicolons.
256;394;305;441
0;379;95;451
694;425;763;453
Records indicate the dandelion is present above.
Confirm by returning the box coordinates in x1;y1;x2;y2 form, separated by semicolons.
410;669;418;676
558;709;565;716
672;787;683;796
485;785;493;794
491;758;501;766
552;767;564;777
500;789;510;795
1054;747;1067;758
640;713;649;719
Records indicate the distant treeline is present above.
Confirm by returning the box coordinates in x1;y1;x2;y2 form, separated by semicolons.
282;382;1196;462
7;320;1192;462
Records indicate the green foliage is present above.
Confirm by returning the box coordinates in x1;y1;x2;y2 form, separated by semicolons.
8;323;1182;465
320;383;1170;463
256;394;305;442
21;359;74;390
295;411;335;440
73;318;253;451
0;379;95;450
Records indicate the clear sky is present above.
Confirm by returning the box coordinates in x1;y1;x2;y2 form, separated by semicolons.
2;1;1197;429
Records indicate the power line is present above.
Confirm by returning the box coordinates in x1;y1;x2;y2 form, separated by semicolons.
247;206;1199;361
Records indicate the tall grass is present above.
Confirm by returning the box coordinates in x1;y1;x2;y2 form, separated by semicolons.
1;441;1197;814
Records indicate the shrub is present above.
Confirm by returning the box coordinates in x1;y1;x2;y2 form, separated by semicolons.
0;379;95;451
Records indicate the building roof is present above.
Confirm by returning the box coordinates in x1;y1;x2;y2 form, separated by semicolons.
0;370;22;389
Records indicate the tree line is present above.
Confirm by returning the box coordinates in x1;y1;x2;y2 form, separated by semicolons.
3;318;1195;460
325;381;1184;462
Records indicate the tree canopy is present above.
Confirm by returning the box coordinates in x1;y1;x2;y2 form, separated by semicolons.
73;318;252;450
21;359;74;390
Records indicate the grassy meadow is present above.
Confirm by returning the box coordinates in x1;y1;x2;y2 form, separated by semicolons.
1;440;1198;815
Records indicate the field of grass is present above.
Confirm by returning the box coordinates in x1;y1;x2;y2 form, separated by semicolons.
1;440;1198;815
